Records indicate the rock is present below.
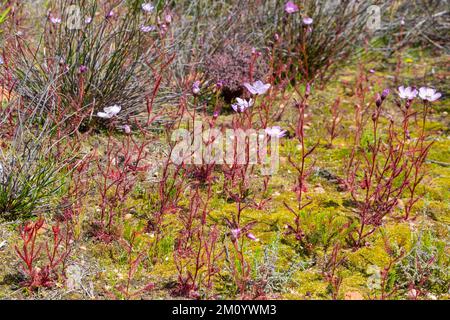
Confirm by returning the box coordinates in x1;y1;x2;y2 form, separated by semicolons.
345;291;364;300
313;185;325;194
396;199;405;210
407;288;418;299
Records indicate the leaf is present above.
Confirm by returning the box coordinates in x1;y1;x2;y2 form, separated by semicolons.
0;7;10;24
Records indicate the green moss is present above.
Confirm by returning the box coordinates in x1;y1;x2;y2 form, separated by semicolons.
347;224;412;270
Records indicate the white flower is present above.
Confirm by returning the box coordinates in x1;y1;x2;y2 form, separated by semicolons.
398;86;418;100
85;17;92;24
140;25;156;33
418;87;441;102
0;162;3;179
50;17;61;24
97;105;121;119
303;17;313;25
142;3;155;12
231;98;253;112
243;80;271;95
265;126;287;138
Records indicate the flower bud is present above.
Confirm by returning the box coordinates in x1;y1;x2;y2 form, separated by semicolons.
305;83;311;98
372;111;378;122
78;65;88;74
192;81;201;95
381;88;390;100
375;93;382;108
405;99;411;109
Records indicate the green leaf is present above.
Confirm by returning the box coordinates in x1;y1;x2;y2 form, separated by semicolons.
0;7;11;24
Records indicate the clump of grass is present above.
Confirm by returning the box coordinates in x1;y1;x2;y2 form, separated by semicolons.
275;0;374;83
9;0;171;126
0;127;65;221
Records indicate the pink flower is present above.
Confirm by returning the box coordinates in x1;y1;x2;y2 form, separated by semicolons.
140;25;156;33
85;17;92;24
303;17;313;25
265;126;287;138
232;98;254;112
165;14;172;24
50;17;61;24
78;65;88;74
418;87;441;102
123;125;131;134
246;233;259;241
285;1;299;14
243;80;271;95
398;86;418;100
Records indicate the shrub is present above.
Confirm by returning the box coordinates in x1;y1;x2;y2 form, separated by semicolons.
396;232;449;298
205;41;269;102
345;88;436;247
15;217;73;290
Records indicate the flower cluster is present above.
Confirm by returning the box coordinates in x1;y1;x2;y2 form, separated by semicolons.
398;86;441;102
